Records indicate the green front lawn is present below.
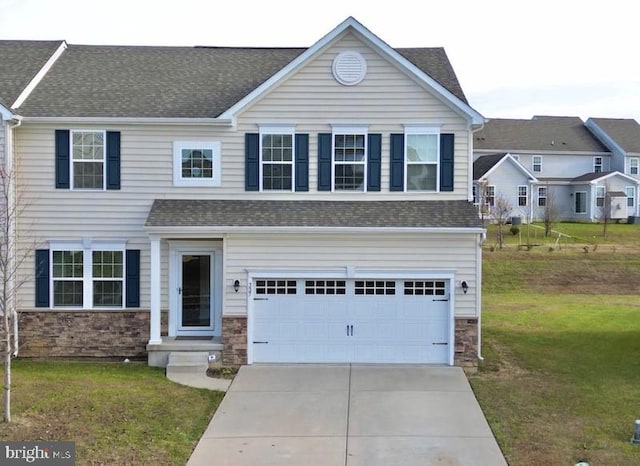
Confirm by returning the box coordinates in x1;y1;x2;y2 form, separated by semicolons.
0;361;223;465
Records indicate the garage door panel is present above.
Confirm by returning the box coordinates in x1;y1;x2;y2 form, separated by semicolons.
252;278;451;364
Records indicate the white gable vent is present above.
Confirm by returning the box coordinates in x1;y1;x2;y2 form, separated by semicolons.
332;51;367;86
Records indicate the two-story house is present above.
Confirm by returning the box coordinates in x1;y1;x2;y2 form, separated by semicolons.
4;17;486;369
473;116;640;222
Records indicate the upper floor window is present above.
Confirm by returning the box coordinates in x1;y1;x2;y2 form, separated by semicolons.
595;186;605;208
405;127;439;191
517;185;528;206
260;127;294;191
472;184;479;205
532;156;542;173
333;127;367;191
626;186;636;207
71;130;105;190
630;158;639;176
593;157;603;173
173;141;221;187
538;186;547;207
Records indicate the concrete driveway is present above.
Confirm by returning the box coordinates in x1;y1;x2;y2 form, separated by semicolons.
187;365;507;466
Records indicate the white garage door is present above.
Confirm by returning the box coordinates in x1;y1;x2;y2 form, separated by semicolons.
251;278;451;364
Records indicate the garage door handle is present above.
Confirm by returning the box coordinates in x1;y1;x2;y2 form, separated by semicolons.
433;299;449;302
432;342;448;345
253;341;269;344
253;297;268;301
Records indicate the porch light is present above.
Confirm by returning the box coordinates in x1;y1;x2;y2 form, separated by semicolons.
233;279;240;293
461;281;468;294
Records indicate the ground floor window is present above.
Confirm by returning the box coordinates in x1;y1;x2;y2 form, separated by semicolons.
575;191;587;214
51;242;125;308
537;186;547;207
626;186;636;207
518;185;528;206
595;186;605;208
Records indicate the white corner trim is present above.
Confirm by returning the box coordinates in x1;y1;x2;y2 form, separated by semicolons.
12;40;67;109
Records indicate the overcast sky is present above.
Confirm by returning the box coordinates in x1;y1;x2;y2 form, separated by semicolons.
1;0;638;122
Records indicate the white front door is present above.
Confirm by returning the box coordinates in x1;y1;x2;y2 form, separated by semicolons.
170;245;222;337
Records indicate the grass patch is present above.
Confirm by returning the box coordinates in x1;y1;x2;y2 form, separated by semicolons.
0;360;223;465
472;227;640;465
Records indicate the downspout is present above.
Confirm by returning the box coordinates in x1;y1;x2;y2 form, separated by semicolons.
470;121;486;361
6;116;22;357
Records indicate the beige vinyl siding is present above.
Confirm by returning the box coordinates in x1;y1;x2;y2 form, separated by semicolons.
225;232;480;318
15;31;476;310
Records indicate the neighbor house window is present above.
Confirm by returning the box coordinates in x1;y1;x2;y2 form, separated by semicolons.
593;157;603;173
595;186;605;208
518;185;528;206
173;141;221;187
486;185;495;207
532;156;542;173
630;158;639;176
260;127;294;191
626;186;636;207
575;192;587;214
333;127;366;191
405;127;439;191
538;187;547;207
472;185;479;205
51;243;125;308
71;130;105;190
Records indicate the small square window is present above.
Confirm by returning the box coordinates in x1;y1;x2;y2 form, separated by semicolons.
173;141;221;187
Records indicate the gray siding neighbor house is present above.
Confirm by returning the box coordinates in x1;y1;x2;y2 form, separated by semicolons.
1;18;487;369
473;116;640;222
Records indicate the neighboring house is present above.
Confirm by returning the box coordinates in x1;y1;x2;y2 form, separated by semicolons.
585;118;640;181
2;18;486;369
473;116;640;222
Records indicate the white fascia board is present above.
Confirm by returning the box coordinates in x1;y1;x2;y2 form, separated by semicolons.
219;16;484;125
20;116;233;126
145;225;486;236
586;171;640;185
12;41;67;109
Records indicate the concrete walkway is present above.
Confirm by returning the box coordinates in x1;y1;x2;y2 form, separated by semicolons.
187;365;507;466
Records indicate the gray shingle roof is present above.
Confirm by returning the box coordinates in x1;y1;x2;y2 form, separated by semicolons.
588;118;640;153
571;171;615;182
0;40;63;108
474;116;610;153
16;44;467;118
473;153;507;180
145;199;483;229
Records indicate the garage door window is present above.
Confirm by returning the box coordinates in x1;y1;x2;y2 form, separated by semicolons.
404;281;446;295
355;280;395;295
305;280;346;295
255;280;297;295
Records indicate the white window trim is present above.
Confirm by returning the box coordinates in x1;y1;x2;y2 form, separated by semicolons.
625;186;636;207
259;126;295;192
575;191;587;214
629;158;639;175
404;126;440;192
486;185;495;207
595;186;605;208
593;156;603;173
472;184;479;205
537;186;547;207
331;125;368;192
532;155;542;173
49;240;127;309
173;141;221;187
517;185;528;207
70;129;106;191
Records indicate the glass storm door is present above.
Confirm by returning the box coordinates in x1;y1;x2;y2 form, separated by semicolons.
178;253;214;333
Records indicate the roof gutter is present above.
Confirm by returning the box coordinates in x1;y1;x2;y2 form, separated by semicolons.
19;116;234;126
144;225;487;236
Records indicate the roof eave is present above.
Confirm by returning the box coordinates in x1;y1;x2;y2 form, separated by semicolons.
20;116;234;126
144;225;486;236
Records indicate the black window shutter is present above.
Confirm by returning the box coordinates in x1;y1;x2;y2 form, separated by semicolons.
125;249;140;307
35;249;50;307
318;133;332;191
106;131;121;190
55;130;70;189
440;133;455;192
245;133;259;191
367;134;382;191
295;134;309;192
390;134;404;191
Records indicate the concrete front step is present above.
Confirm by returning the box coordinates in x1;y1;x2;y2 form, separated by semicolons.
166;351;209;376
